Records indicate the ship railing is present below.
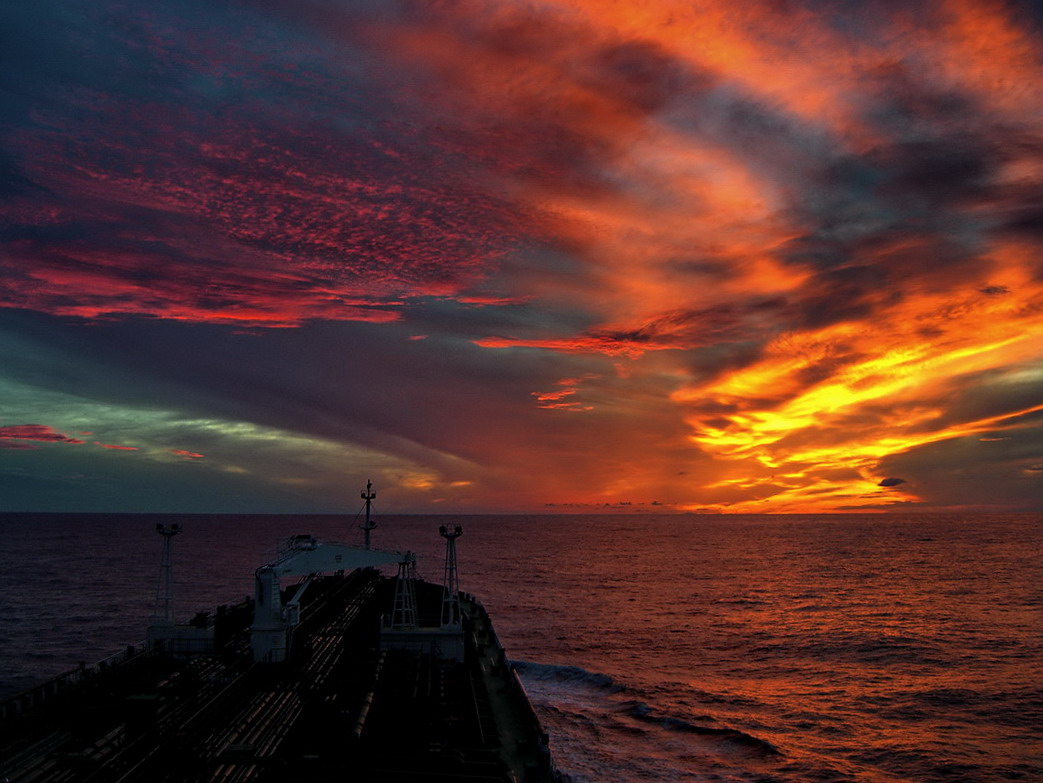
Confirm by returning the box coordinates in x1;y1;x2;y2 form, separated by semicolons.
508;667;551;747
0;640;158;721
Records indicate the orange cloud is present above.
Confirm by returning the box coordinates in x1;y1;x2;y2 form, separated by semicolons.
531;375;599;411
671;241;1043;510
426;1;1043;511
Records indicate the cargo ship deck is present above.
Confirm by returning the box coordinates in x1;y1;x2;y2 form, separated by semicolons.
0;569;557;783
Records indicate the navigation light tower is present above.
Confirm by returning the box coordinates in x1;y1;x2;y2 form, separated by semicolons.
153;523;181;626
440;524;463;628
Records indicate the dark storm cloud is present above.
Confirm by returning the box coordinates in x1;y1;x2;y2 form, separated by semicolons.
879;139;990;204
878;425;1043;512
1003;204;1043;237
739;53;1041;315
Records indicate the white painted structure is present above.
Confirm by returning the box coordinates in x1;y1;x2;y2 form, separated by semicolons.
250;534;403;663
379;525;468;662
388;553;419;630
147;523;217;653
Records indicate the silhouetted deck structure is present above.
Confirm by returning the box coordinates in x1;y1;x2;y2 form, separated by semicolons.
0;572;557;783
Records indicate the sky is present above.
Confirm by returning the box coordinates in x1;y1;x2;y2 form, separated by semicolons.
1;0;1042;514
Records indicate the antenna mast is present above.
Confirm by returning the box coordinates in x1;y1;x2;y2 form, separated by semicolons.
153;523;181;625
361;479;377;549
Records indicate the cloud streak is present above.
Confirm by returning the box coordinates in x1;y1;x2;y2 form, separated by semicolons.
0;425;86;448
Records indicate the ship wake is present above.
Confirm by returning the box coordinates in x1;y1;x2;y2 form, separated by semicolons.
514;660;783;782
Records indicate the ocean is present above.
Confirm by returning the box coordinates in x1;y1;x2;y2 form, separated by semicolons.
1;512;1040;782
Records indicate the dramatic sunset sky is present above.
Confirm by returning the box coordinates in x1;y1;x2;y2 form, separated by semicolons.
2;0;1042;513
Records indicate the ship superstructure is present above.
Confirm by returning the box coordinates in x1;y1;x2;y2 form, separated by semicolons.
0;485;558;783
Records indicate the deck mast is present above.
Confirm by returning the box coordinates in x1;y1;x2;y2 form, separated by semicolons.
440;524;463;628
152;523;181;626
360;479;377;549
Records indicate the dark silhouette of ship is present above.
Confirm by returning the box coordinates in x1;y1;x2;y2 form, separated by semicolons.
0;484;560;783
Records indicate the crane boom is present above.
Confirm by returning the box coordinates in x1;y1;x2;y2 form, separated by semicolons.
269;537;401;576
251;535;405;662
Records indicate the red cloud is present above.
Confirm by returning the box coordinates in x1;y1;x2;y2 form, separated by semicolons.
2;87;529;327
477;335;654;358
94;442;140;451
169;449;205;459
0;425;86;448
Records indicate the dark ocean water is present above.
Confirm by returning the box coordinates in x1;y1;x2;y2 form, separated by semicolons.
0;512;1040;782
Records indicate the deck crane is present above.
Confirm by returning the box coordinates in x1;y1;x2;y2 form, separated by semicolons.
250;534;404;662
